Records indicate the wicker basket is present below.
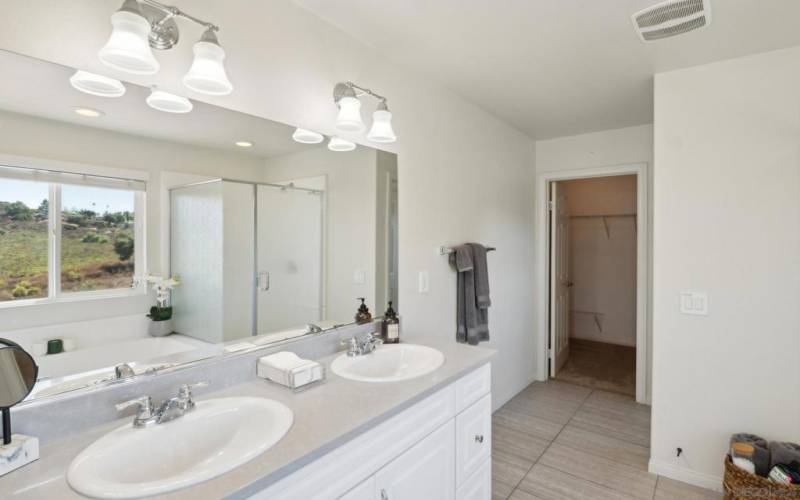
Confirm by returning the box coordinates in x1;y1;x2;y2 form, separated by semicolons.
723;455;800;499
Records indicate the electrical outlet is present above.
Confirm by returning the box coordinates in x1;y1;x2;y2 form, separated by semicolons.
680;291;708;315
418;270;429;294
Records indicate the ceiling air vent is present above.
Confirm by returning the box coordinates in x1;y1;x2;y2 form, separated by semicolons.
631;0;711;42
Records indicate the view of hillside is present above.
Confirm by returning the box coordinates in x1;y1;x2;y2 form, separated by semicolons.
0;198;135;301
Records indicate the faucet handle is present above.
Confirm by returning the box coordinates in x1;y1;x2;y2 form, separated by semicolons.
116;396;153;417
178;381;209;398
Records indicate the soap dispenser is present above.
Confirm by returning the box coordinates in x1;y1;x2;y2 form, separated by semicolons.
355;298;372;324
381;301;401;344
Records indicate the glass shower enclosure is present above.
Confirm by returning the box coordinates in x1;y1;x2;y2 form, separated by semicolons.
170;179;324;343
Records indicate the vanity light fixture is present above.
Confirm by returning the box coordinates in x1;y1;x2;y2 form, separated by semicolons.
69;70;127;98
328;136;357;152
182;29;233;96
74;107;105;118
99;0;232;95
292;128;324;144
333;82;396;142
366;100;397;143
145;88;193;113
98;0;160;75
235;141;254;148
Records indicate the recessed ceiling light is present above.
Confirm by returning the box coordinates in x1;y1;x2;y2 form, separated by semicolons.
146;88;193;114
69;70;126;98
74;107;105;118
328;136;356;152
235;141;253;148
292;128;324;144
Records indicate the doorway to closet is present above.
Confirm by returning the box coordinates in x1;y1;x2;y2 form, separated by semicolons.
548;174;641;398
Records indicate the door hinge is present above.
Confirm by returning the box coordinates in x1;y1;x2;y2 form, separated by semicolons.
548;348;554;359
547;200;555;211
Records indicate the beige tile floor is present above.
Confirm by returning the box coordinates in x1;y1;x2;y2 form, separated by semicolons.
492;380;723;500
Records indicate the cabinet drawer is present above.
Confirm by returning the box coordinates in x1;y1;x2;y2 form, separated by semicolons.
456;394;492;486
456;458;491;500
455;363;491;413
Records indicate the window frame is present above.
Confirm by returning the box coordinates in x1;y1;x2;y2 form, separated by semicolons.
0;155;147;308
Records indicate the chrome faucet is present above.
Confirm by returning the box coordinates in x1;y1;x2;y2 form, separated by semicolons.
340;332;383;357
114;363;135;379
116;381;209;428
305;323;324;334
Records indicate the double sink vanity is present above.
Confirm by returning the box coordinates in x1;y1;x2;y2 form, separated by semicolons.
2;328;494;499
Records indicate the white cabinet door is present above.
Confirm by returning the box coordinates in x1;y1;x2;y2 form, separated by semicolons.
339;477;375;500
456;458;491;500
456;394;492;486
375;420;455;500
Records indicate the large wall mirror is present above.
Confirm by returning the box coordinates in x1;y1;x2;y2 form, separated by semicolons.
0;49;398;401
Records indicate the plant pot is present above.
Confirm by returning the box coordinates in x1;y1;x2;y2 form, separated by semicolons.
148;319;174;337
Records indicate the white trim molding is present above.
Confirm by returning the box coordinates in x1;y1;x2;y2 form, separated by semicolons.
649;459;724;493
534;163;650;404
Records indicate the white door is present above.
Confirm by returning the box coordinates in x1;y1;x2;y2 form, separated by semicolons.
375;420;455;500
256;185;323;334
549;182;572;377
339;477;375;500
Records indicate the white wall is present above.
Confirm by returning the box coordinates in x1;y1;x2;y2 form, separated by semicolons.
650;47;800;488
563;176;637;346
0;109;265;331
536;125;653;174
0;1;539;408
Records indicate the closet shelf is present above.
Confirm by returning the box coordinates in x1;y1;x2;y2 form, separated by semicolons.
569;213;636;239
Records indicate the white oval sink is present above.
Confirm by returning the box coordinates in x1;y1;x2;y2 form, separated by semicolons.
331;344;445;383
67;397;293;499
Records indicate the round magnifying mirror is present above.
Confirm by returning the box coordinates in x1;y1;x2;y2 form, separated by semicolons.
0;339;38;445
0;343;38;408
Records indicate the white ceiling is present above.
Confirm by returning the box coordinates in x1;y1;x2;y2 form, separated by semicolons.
294;0;800;139
0;50;314;159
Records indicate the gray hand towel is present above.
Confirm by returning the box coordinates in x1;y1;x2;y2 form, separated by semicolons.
730;433;770;476
469;243;491;309
770;442;800;469
450;244;490;345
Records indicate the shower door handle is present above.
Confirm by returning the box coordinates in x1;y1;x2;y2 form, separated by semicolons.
257;271;270;291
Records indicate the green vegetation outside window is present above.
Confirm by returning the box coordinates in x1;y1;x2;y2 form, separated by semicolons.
0;165;146;304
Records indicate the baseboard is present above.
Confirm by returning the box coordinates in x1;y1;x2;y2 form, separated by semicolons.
649;459;723;492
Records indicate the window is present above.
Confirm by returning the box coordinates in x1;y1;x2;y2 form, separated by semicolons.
0;164;145;305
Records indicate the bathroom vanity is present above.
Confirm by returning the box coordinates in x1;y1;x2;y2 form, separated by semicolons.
0;335;494;499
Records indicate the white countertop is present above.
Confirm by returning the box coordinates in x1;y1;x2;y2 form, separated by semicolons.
0;340;495;499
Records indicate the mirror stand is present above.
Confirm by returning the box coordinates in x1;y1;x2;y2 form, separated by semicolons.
0;340;40;475
2;408;9;446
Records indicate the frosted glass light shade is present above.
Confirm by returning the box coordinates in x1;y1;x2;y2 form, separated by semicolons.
146;89;193;113
335;96;364;132
98;10;160;75
292;128;324;144
182;41;233;96
366;109;397;143
69;70;126;98
328;136;356;152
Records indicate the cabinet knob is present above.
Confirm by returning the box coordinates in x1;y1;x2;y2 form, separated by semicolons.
381;489;389;500
474;434;484;443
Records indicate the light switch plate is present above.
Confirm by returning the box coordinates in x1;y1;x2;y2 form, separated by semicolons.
353;269;366;284
418;270;429;294
680;291;708;315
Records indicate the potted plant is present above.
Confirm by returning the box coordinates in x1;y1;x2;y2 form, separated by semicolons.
145;274;180;337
